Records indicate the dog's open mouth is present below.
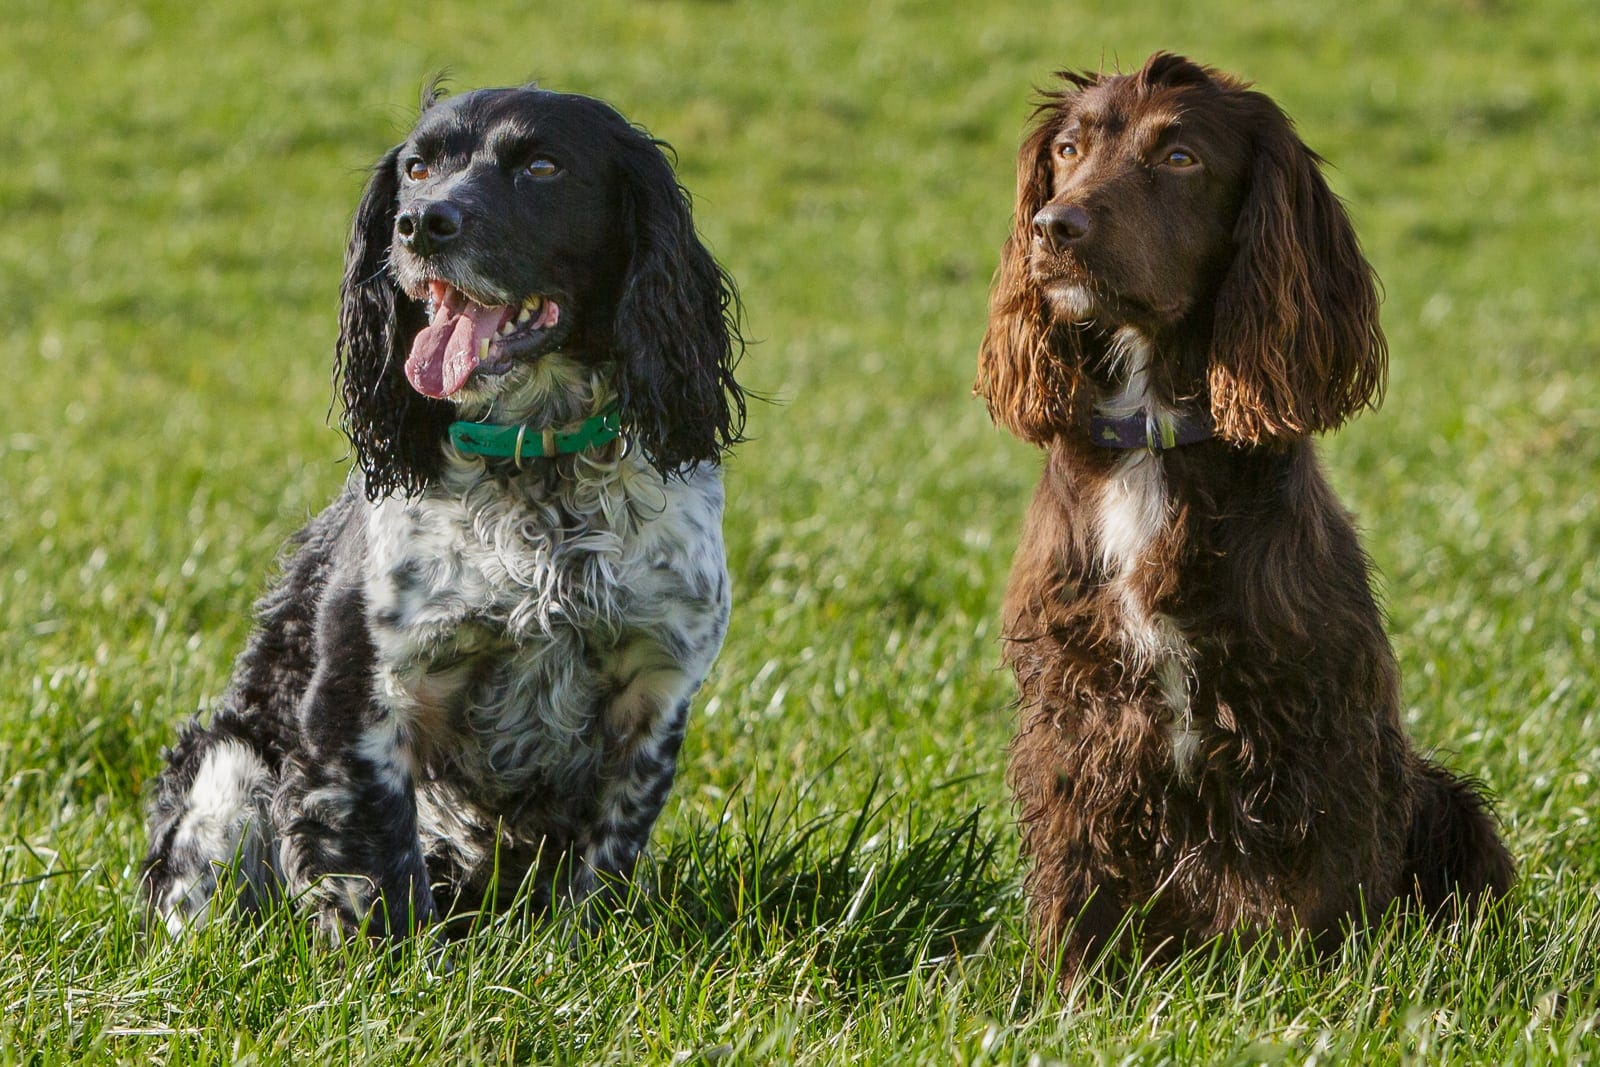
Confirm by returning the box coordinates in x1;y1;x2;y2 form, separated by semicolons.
404;281;562;399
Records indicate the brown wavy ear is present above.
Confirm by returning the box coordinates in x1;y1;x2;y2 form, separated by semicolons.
1207;94;1387;445
976;94;1087;446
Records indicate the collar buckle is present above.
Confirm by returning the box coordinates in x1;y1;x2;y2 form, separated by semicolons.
449;402;624;462
1089;410;1213;451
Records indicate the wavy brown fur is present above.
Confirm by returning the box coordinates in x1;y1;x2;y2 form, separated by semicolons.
980;53;1512;983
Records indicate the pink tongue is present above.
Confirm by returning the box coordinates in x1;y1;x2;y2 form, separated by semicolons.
405;302;509;398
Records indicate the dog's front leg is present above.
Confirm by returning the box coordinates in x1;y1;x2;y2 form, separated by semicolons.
273;580;438;942
1020;815;1128;983
564;682;695;928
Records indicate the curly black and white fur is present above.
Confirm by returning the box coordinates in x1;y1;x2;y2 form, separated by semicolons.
141;85;746;940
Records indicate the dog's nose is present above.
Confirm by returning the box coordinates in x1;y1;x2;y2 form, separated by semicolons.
395;201;463;256
1032;204;1092;251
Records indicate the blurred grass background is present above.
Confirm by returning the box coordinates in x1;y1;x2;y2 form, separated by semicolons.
1;0;1596;1062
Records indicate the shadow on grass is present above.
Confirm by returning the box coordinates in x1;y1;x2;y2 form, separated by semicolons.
117;772;1017;1017
643;776;1012;986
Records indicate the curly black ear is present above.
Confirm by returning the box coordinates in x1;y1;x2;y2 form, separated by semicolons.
610;131;746;475
335;145;451;500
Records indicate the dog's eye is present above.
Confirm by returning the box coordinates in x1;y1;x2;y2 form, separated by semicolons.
405;159;431;182
524;158;560;178
1055;141;1079;160
1162;148;1199;168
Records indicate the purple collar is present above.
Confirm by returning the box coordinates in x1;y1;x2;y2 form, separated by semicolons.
1088;411;1214;451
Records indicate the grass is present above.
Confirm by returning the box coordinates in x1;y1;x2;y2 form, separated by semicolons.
2;0;1597;1061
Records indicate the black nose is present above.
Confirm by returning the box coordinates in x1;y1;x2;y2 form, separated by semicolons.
395;200;462;256
1032;203;1091;252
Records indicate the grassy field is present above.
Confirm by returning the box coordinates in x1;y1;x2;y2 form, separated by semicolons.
3;0;1597;1061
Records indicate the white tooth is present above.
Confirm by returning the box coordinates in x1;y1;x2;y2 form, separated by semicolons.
478;338;490;360
516;307;532;324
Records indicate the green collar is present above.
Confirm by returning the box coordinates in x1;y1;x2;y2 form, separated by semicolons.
448;404;623;464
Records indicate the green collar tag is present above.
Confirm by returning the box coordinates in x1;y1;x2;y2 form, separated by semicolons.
448;404;623;463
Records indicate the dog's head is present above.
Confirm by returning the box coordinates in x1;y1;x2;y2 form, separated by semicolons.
337;86;746;499
977;52;1386;446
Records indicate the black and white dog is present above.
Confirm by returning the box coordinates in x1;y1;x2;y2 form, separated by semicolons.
141;86;746;940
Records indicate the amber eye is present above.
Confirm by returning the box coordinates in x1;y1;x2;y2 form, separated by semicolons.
405;159;430;181
524;158;560;178
1163;148;1199;168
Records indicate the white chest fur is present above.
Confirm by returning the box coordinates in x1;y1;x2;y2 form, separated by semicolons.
360;452;730;792
1094;329;1200;781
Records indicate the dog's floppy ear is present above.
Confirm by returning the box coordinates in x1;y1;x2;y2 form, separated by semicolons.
976;90;1089;445
610;131;746;476
335;145;450;500
1206;95;1387;445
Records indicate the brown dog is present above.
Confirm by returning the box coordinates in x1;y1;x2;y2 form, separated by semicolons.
977;53;1512;981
